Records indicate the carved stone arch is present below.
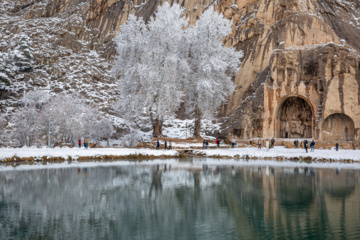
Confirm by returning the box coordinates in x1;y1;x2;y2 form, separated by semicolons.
275;95;315;138
322;113;355;141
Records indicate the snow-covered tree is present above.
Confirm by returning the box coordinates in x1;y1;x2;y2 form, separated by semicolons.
13;34;33;72
42;94;97;145
21;90;50;109
112;3;190;136
90;117;114;146
184;8;243;137
0;115;7;144
8;90;115;147
0;51;14;88
11;107;41;147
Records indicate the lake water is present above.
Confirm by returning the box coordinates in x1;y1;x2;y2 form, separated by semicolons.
1;159;360;239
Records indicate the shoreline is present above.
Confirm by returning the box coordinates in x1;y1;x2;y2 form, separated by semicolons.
1;146;360;164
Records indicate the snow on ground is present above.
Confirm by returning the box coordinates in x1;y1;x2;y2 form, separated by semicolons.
0;146;178;160
162;118;220;139
197;146;360;161
0;146;360;162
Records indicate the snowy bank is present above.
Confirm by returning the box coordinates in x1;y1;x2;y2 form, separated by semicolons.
196;146;360;161
0;146;360;163
0;147;178;161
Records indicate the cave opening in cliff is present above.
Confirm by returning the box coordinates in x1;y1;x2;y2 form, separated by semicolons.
322;114;355;141
277;97;313;139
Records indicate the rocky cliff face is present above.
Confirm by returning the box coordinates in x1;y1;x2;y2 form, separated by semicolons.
1;0;360;140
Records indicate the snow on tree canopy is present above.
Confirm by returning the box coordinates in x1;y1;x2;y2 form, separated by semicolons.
112;3;189;124
112;3;242;136
184;8;243;120
13;34;33;72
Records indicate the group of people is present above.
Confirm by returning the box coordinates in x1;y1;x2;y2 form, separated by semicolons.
257;138;276;151
301;139;315;153
156;140;172;150
78;137;89;149
202;140;209;149
155;137;341;152
294;139;340;152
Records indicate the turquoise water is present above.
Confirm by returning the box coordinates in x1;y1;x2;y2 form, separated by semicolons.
0;162;359;239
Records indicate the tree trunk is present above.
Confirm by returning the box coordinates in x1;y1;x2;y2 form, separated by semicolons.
194;107;201;137
153;118;161;137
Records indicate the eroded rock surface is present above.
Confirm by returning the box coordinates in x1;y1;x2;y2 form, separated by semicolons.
0;0;360;141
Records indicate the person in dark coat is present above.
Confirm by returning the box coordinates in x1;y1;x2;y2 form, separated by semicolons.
156;140;160;150
271;138;275;148
205;140;209;149
310;140;315;152
78;139;82;148
203;140;206;149
304;140;308;153
335;143;339;151
216;138;220;148
169;140;172;150
164;140;167;150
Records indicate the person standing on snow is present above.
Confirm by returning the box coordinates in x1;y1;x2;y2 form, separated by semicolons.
156;140;160;150
266;139;270;151
203;139;206;149
335;143;339;151
232;138;235;148
78;139;82;148
271;138;275;148
164;140;167;150
304;139;308;153
310;140;315;152
84;137;89;149
258;140;261;150
216;138;220;148
205;140;209;149
169;140;172;150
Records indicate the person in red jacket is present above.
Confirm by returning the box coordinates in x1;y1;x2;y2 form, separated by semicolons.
78;139;82;148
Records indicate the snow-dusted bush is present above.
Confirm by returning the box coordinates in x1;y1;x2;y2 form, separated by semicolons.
90;117;114;146
122;129;145;148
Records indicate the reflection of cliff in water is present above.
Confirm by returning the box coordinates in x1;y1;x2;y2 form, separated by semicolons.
276;172;314;210
217;167;360;239
321;171;356;199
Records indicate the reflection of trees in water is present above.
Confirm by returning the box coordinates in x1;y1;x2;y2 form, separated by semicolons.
216;167;265;238
0;167;234;239
0;166;359;239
